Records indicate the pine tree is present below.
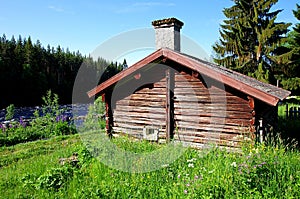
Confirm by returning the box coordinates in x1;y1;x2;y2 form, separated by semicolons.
278;4;300;94
213;0;291;84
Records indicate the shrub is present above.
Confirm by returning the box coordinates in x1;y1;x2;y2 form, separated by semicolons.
0;90;77;147
5;104;15;121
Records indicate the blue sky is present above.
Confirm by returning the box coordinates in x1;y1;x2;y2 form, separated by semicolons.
1;0;299;65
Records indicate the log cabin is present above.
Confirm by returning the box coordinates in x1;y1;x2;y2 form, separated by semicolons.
87;18;290;148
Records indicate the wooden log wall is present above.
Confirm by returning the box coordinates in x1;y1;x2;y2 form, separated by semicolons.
173;71;254;148
112;68;167;141
109;62;255;148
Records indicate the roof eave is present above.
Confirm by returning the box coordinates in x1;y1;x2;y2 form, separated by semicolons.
87;48;164;98
161;48;290;106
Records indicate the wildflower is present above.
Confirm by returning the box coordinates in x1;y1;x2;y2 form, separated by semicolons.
186;183;190;187
208;169;215;174
177;174;181;179
194;175;199;179
161;164;169;168
19;118;27;128
187;158;196;163
184;190;188;194
188;163;194;168
230;162;237;167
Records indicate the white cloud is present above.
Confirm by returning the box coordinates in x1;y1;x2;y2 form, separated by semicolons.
48;5;65;13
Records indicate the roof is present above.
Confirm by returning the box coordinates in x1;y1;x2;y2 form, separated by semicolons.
87;48;291;106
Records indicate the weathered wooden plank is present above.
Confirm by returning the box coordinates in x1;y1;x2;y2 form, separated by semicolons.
174;123;251;134
114;111;166;119
174;111;252;120
174;104;251;111
116;100;165;107
175;116;252;126
174;129;250;139
114;106;165;114
114;119;165;127
114;118;165;126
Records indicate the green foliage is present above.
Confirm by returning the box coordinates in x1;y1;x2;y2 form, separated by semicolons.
35;166;75;190
213;0;291;84
0;90;77;147
5;104;15;121
0;35;121;108
277;98;300;147
80;96;106;132
279;4;300;94
279;77;300;94
0;134;299;198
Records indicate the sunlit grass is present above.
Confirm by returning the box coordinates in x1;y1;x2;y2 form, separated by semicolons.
0;134;299;198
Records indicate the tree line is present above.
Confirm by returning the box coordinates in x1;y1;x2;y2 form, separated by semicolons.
0;35;124;109
213;0;300;95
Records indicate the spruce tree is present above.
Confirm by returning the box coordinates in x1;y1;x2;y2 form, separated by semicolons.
278;4;300;94
213;0;291;84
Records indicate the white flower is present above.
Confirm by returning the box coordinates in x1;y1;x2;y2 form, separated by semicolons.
161;164;169;168
188;163;194;168
230;162;237;167
187;158;197;163
208;169;215;174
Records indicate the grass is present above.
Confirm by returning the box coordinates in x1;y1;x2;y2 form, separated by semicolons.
0;94;299;198
277;96;300;147
0;133;299;199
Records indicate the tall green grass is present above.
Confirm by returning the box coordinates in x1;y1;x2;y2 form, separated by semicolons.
0;134;299;199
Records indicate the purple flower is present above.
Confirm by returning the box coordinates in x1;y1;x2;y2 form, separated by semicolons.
19;118;27;128
186;183;190;187
184;190;188;194
177;174;181;179
194;175;199;180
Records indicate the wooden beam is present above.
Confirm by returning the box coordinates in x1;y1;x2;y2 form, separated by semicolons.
247;96;256;135
165;69;174;142
104;91;113;137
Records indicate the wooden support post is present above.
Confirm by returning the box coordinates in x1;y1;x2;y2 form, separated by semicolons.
103;92;113;138
259;119;264;143
165;69;174;142
247;96;256;137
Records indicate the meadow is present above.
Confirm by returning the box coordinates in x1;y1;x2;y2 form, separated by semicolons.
0;93;300;198
0;133;299;199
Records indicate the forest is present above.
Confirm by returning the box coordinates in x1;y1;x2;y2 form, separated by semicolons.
0;35;123;109
1;1;300;109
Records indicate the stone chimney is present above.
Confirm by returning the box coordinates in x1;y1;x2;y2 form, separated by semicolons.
152;18;184;52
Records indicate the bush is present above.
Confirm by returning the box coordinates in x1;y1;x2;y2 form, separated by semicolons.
0;90;77;147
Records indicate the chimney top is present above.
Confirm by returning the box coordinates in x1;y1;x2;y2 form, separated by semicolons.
152;17;184;27
152;17;184;52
